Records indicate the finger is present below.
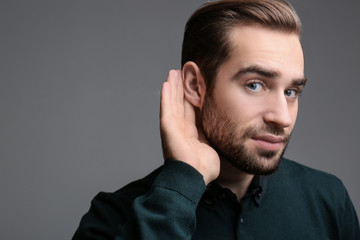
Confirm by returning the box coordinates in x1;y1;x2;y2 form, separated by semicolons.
161;70;175;119
168;70;183;116
168;70;178;114
175;70;184;108
160;81;170;119
183;96;196;129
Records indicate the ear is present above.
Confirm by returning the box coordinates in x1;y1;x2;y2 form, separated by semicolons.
182;61;206;108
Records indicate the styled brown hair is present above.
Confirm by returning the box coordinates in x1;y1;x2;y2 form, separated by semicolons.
181;0;301;91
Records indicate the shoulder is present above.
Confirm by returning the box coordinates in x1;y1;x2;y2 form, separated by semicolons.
72;166;163;239
271;159;360;238
271;158;348;202
269;158;347;201
279;158;344;185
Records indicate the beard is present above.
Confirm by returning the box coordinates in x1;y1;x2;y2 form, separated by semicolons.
200;93;291;176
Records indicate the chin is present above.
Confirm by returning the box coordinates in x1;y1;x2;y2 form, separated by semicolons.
232;157;281;175
224;146;286;176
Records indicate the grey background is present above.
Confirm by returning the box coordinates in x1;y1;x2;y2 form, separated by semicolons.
1;0;359;239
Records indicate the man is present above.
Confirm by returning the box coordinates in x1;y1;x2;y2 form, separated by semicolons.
72;0;360;239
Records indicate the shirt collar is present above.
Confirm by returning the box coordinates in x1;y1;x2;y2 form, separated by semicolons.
247;175;268;206
205;175;268;207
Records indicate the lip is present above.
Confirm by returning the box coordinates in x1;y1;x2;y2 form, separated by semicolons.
252;135;284;151
253;135;284;143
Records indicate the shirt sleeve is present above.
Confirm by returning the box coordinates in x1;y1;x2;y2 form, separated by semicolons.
72;159;206;240
340;188;360;240
119;159;206;239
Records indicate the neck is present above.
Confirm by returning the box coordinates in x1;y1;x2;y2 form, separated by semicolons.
216;158;254;202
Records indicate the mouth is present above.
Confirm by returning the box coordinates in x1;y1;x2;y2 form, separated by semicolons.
251;134;284;151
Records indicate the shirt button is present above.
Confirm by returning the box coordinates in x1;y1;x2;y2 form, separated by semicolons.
239;217;244;224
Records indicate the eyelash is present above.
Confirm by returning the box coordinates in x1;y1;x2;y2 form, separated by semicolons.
245;80;303;99
290;88;303;96
246;80;267;92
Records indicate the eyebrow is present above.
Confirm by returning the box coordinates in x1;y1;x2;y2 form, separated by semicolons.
233;65;280;79
232;64;307;87
292;78;307;87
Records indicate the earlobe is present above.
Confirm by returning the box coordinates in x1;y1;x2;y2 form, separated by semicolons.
182;61;206;108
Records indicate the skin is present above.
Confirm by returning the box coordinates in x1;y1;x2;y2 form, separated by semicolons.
160;25;305;201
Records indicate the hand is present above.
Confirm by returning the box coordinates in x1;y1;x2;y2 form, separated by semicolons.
160;70;220;185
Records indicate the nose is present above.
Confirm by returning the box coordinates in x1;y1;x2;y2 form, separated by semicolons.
263;93;293;128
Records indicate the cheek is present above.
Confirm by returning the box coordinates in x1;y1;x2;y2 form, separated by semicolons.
213;82;281;124
220;95;265;125
289;104;298;126
285;95;298;116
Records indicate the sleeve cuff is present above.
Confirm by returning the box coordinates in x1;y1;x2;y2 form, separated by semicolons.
152;159;206;205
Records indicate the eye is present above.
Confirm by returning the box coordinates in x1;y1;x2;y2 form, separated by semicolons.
246;81;264;93
284;89;299;99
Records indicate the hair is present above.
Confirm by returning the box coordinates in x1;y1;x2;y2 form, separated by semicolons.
181;0;302;91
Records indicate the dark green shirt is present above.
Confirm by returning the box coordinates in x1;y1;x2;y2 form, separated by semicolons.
72;159;360;239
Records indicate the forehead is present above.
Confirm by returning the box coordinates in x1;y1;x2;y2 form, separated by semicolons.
224;24;304;78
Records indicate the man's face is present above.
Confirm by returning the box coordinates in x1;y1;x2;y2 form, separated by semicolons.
201;25;305;175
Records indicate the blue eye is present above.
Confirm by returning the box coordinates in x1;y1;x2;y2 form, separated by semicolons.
285;89;298;99
246;82;263;92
